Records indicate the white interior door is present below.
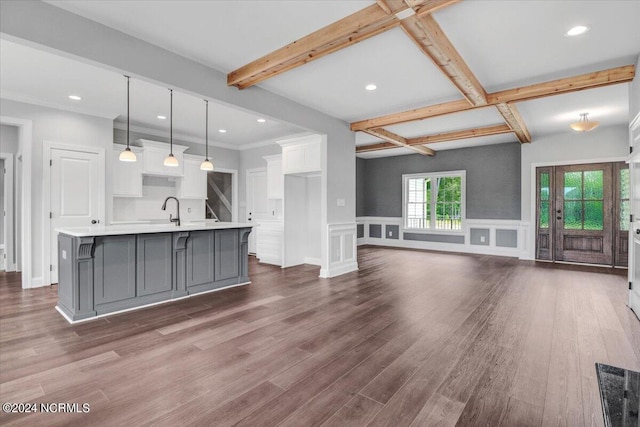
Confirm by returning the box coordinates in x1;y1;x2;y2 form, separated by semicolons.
246;168;268;254
50;148;100;283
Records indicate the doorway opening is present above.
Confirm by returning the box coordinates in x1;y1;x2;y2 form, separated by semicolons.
535;161;628;266
206;171;233;222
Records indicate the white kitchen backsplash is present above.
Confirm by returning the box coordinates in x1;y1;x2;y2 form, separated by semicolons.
112;176;205;223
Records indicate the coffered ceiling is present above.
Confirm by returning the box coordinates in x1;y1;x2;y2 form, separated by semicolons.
12;1;640;156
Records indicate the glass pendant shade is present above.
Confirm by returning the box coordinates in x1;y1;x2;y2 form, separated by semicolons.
164;153;179;167
119;147;137;162
570;113;599;132
200;159;214;171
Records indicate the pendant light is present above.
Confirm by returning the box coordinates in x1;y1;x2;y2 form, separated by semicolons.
118;75;137;162
200;99;214;171
163;88;179;167
570;113;599;132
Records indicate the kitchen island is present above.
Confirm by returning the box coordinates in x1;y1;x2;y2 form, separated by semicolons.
55;222;252;322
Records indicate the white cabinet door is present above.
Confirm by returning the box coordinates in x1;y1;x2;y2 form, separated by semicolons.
178;158;207;199
142;147;184;177
264;155;283;199
246;168;269;254
282;140;321;175
112;150;143;197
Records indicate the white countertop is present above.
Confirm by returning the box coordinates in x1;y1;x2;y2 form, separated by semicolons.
56;221;253;237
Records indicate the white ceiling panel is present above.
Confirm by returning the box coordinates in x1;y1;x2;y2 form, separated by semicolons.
258;27;461;122
45;0;372;73
434;1;640;91
0;40;303;147
516;84;630;138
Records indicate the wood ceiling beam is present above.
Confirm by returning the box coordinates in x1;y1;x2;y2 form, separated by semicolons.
357;124;512;152
495;103;531;143
400;13;487;106
351;65;635;131
227;0;459;89
363;128;436;156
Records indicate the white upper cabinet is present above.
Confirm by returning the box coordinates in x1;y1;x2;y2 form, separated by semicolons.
112;145;143;197
139;139;189;177
264;154;284;199
177;155;208;199
278;135;322;175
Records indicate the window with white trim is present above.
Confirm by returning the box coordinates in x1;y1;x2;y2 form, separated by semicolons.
403;171;465;232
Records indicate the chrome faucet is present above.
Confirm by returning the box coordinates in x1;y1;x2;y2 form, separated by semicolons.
161;196;181;226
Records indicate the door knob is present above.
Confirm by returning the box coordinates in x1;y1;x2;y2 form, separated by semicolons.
556;216;562;220
636;229;640;235
556;209;562;213
91;219;99;224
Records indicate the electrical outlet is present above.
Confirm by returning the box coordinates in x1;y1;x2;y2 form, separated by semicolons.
388;231;392;237
336;198;345;207
188;208;192;213
480;236;486;243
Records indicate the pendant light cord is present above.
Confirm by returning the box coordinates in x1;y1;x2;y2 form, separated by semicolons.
126;75;130;149
170;89;173;155
205;99;209;160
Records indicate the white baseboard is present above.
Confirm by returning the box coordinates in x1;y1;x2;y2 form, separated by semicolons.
319;261;358;278
304;257;322;266
30;276;44;288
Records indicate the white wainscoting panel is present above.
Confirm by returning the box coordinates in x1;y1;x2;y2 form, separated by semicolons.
320;222;358;278
356;217;530;259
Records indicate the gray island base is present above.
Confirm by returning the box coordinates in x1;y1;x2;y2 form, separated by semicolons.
56;223;252;322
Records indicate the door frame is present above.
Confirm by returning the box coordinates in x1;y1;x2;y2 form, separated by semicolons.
211;167;238;223
1;116;32;288
529;156;627;262
0;153;15;272
245;167;267;254
43;141;105;286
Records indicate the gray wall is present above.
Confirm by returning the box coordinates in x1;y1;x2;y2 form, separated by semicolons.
0;159;4;246
356;157;366;217
1;125;20;153
358;142;521;220
1;98;114;280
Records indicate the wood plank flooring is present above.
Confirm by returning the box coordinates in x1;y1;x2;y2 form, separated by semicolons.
0;247;638;426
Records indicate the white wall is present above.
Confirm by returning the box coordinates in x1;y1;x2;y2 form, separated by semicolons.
0;159;4;247
1;124;20;153
0;98;113;282
305;175;321;260
0;124;21;270
630;54;640;120
521;124;629;258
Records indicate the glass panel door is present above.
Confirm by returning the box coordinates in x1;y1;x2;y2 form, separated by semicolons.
554;163;613;265
536;167;553;260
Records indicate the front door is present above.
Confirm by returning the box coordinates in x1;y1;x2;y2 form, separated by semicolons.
554;163;613;265
536;162;627;266
50;148;101;283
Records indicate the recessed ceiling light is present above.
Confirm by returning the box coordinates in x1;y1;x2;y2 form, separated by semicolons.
157;115;167;120
365;84;377;91
566;25;590;37
68;95;82;101
257;118;266;123
218;129;227;133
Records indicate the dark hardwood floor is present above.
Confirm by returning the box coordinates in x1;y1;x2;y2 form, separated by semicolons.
1;247;638;426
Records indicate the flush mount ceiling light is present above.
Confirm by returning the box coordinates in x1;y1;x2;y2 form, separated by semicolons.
218;129;227;133
68;95;82;101
118;75;137;162
566;25;590;37
570;113;599;132
157;115;167;120
200;99;214;171
163;89;179;167
365;84;377;91
257;118;266;123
